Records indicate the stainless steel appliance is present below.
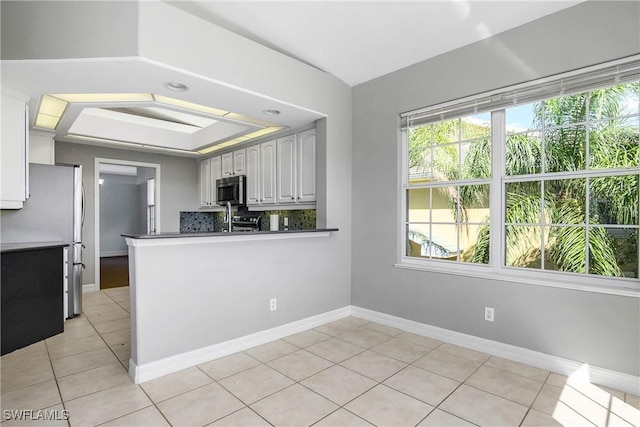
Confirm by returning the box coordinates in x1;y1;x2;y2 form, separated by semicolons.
0;164;84;318
216;175;246;206
231;212;262;231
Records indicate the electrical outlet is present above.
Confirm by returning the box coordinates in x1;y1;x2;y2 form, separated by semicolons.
485;307;494;322
270;298;277;311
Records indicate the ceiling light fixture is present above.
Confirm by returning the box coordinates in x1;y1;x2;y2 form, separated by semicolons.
34;95;69;130
52;93;154;103
164;82;189;92
263;109;281;116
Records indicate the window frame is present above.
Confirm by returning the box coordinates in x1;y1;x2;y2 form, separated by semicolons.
397;58;640;296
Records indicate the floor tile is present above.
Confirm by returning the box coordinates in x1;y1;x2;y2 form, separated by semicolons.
1;403;69;427
51;347;120;378
313;320;355;336
336;327;391;349
251;384;337;427
198;352;261;381
218;364;294;404
360;322;403;337
436;343;490;363
465;365;543;406
302;365;377;405
244;339;298;363
396;331;443;349
532;383;563;415
141;366;213;403
46;335;108;360
93;317;131;335
345;384;434;427
626;394;640;410
45;324;99;345
1;342;49;372
57;362;131;402
417;408;475;426
82;291;115;307
282;329;331;348
484;356;549;382
65;383;151;427
546;372;569;388
413;349;482;382
100;329;130;347
157;382;244;427
306;338;365;363
520;408;563;426
100;405;170;427
559;384;611;426
110;342;131;361
340;350;407;382
85;305;128;320
267;349;333;381
0;380;61;412
371;337;431;363
551;400;596;426
340;317;370;327
439;384;528;426
384;365;460;406
0;360;54;393
313;409;373;426
209;407;270;426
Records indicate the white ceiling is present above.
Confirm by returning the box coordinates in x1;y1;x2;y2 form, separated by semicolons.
2;1;584;156
168;1;584;87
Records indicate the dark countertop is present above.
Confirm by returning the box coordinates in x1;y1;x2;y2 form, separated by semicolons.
1;241;69;253
122;228;338;240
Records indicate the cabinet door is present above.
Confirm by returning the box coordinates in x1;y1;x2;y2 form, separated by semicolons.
297;129;316;203
260;140;277;204
210;156;222;204
245;145;261;205
221;153;233;176
233;149;246;175
199;158;212;207
276;135;296;203
1;90;29;209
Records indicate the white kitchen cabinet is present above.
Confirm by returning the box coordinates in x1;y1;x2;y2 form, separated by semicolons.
246;145;260;205
199;155;222;207
1;88;29;209
296;128;316;203
276;134;296;204
260;140;277;204
221;152;233;177
233;148;246;175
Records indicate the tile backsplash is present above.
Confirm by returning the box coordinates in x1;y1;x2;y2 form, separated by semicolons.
180;209;316;233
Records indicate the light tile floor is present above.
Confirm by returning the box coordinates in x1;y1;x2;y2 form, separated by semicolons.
1;289;639;427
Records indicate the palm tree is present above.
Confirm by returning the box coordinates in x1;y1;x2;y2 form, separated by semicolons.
410;82;639;278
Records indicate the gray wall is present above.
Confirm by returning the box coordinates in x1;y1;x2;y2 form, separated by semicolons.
351;1;640;376
99;173;142;256
56;142;199;285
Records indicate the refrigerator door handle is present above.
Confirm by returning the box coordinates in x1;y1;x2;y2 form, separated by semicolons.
81;183;85;226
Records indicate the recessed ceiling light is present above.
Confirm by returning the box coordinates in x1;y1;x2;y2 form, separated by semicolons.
164;82;189;92
263;109;280;116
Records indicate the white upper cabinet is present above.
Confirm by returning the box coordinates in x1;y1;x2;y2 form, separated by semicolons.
233;148;246;175
199;158;212;207
1;88;29;209
276;134;296;204
246;145;261;205
260;140;277;204
210;155;222;205
297;129;316;203
221;152;233;176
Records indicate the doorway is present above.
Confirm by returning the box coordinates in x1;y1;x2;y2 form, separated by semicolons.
95;158;160;289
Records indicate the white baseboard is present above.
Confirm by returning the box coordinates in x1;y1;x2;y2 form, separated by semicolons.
129;304;639;395
131;306;351;383
350;306;640;396
100;251;128;257
82;283;98;293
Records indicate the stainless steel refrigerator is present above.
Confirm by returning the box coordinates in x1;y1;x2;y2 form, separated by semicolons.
0;163;84;318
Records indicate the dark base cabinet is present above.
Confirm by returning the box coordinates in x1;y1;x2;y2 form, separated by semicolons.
1;243;66;355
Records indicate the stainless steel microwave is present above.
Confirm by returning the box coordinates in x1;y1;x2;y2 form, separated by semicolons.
216;175;246;206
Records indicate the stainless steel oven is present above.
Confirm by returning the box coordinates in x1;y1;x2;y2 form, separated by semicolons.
216;175;246;206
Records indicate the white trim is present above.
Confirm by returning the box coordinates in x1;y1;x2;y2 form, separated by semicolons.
129;304;639;395
130;306;351;383
394;261;639;298
100;250;128;257
350;306;640;396
82;283;98;293
95;158;161;289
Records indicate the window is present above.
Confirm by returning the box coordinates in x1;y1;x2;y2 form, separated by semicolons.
401;59;639;290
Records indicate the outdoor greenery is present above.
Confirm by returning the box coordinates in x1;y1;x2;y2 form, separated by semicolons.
408;82;639;278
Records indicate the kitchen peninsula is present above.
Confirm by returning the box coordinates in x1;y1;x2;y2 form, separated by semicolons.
122;228;340;383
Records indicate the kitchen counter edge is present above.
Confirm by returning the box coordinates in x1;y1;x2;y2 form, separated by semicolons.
1;241;69;253
121;228;339;240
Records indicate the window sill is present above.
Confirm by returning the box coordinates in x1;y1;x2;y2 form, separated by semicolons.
394;260;640;298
